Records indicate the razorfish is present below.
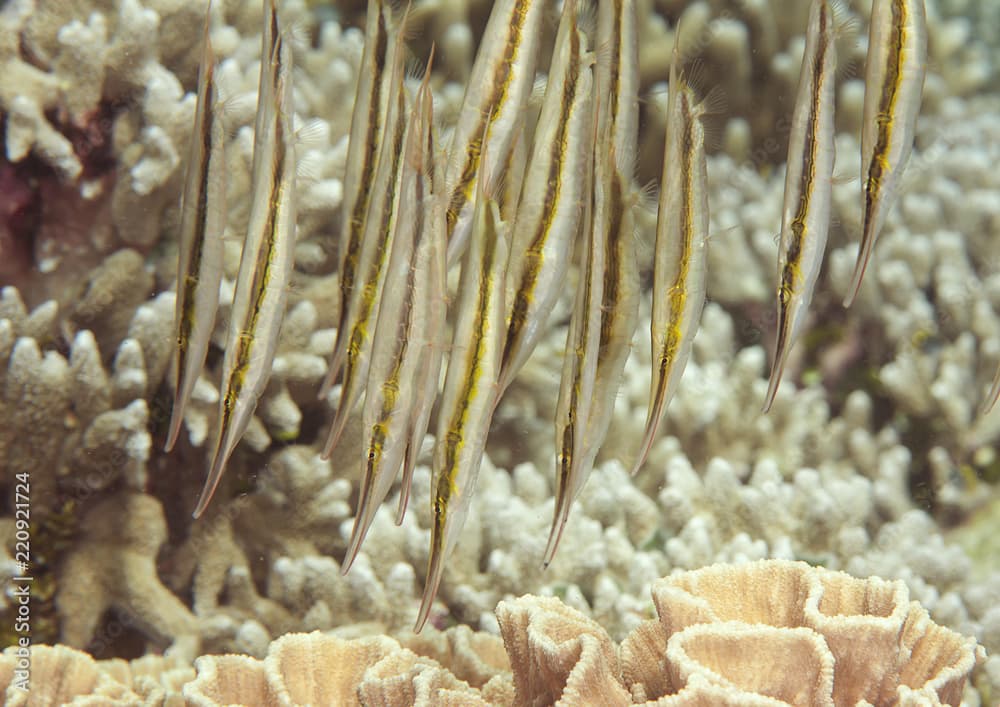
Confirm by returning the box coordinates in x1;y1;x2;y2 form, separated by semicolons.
398;81;448;526
443;0;545;265
415;154;508;634
194;0;296;518
498;0;595;396
343;54;443;572
323;0;393;393
843;0;926;307
166;4;226;452
320;12;410;459
594;0;639;175
762;0;839;413
633;37;710;474
545;0;641;566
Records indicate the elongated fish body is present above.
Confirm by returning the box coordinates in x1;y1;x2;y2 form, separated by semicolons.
415;169;508;634
400;91;448;525
443;0;544;265
580;167;638;470
166;10;226;452
344;60;439;572
763;0;838;413
324;0;393;392
321;20;410;459
588;0;641;457
547;146;640;566
548;111;600;570
545;0;641;564
498;0;595;395
595;0;639;178
542;171;639;566
633;54;710;474
196;1;296;518
843;0;926;307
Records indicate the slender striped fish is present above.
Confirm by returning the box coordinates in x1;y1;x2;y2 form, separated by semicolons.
498;0;595;396
415;155;508;634
322;0;392;396
166;5;226;452
547;145;640;565
763;0;839;413
398;82;448;525
320;14;410;459
594;0;639;179
194;0;296;518
545;0;641;564
843;0;926;307
633;40;710;473
343;54;440;572
548;100;600;570
443;0;544;265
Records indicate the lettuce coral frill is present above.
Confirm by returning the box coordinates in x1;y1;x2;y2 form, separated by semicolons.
0;561;983;706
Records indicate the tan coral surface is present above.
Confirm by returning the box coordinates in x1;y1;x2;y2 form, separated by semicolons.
0;561;983;706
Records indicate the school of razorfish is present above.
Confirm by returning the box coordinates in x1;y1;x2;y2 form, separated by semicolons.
166;0;930;632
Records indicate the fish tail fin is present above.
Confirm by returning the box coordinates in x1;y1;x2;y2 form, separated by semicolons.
320;392;353;459
632;374;669;475
762;356;786;413
763;322;791;413
414;521;447;633
318;340;345;400
193;427;235;518
542;466;574;568
342;463;380;575
164;388;186;452
843;198;879;308
396;439;417;524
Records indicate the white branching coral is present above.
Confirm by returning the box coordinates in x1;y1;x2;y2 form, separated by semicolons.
0;284;156;504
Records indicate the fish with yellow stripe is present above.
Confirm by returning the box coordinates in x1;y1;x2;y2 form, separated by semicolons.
344;52;445;572
442;0;545;265
843;0;926;307
633;36;711;473
546;0;641;566
322;0;396;396
498;0;595;396
166;4;226;453
594;0;639;176
415;152;508;633
398;96;449;526
321;10;412;459
194;0;296;518
763;0;841;413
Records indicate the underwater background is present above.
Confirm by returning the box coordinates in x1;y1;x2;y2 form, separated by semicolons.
0;0;997;703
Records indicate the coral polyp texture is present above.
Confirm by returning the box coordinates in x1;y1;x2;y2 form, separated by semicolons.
0;561;985;705
0;0;997;704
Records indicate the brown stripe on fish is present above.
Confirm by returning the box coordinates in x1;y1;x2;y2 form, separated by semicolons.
338;6;389;338
446;0;533;234
502;26;583;369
